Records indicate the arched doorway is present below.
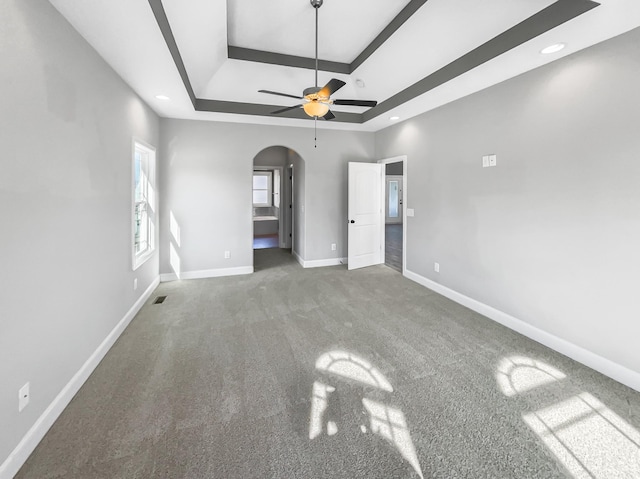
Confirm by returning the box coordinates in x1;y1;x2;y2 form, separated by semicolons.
251;146;305;261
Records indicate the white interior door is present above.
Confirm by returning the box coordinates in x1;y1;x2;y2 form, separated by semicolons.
348;162;383;270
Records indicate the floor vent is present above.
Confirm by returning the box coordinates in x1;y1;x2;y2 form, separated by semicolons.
153;295;167;304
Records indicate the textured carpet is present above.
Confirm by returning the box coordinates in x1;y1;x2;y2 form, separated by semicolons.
16;249;640;478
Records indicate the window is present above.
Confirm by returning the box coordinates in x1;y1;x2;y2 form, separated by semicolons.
133;141;156;269
253;171;272;207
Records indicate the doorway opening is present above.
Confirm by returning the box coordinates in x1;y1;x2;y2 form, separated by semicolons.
251;146;305;262
378;156;407;273
252;167;282;250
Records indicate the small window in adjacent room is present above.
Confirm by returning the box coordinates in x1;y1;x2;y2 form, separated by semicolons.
133;140;156;270
253;171;272;207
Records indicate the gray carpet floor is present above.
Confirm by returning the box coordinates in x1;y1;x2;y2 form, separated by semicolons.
16;249;640;478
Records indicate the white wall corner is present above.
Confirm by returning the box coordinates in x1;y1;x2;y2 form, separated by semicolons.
0;277;160;479
404;269;640;393
160;266;253;282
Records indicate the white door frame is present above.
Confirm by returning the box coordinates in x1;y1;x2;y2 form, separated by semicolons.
377;155;408;275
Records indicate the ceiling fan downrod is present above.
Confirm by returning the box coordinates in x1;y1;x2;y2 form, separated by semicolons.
311;0;323;88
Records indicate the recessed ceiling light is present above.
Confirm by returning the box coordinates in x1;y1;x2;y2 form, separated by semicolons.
390;116;400;121
155;94;170;100
540;43;566;54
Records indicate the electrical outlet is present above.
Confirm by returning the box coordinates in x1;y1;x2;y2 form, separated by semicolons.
224;251;230;259
19;382;30;412
331;243;337;251
133;278;138;290
434;262;440;273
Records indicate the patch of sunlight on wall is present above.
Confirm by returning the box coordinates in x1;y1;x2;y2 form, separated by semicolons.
315;350;393;392
149;216;156;251
169;242;181;279
496;355;566;397
363;398;424;479
523;393;640;478
170;210;181;247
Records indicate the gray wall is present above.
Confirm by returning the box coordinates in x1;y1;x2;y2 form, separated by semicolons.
159;119;374;274
253;145;288;167
375;28;640;375
0;0;160;467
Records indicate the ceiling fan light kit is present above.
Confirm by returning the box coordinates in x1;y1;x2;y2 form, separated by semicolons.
303;101;330;117
257;0;377;121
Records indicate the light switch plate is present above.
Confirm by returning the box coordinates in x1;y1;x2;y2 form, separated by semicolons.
489;154;497;166
482;155;490;168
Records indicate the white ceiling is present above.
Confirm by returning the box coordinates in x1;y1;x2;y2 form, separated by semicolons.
228;0;412;64
49;0;640;132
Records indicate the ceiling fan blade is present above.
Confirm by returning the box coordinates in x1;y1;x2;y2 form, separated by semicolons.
259;90;303;100
321;110;335;121
319;79;346;98
332;99;378;107
270;104;303;115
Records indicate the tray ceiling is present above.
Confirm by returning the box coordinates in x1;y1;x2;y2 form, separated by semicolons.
48;0;640;131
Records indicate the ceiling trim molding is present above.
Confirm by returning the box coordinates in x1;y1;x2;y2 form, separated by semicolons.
350;0;429;72
227;0;429;74
228;47;350;74
147;0;197;108
194;99;362;123
362;0;600;121
149;0;600;124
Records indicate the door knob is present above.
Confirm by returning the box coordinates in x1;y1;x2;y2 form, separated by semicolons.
350;220;355;223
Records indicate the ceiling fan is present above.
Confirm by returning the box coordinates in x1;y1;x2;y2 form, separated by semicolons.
258;0;377;121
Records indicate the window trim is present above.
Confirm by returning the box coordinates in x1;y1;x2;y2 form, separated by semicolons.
252;170;273;207
132;139;157;271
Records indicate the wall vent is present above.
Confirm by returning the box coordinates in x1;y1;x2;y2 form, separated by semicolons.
153;296;167;304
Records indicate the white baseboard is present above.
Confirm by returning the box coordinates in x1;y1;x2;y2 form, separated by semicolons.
160;266;253;282
404;269;640;393
292;250;304;267
0;277;160;479
292;251;348;269
300;257;347;268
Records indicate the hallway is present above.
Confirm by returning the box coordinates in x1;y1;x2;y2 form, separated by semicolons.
385;224;402;272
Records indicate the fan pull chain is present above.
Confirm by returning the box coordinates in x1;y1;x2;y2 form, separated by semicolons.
314;116;317;148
